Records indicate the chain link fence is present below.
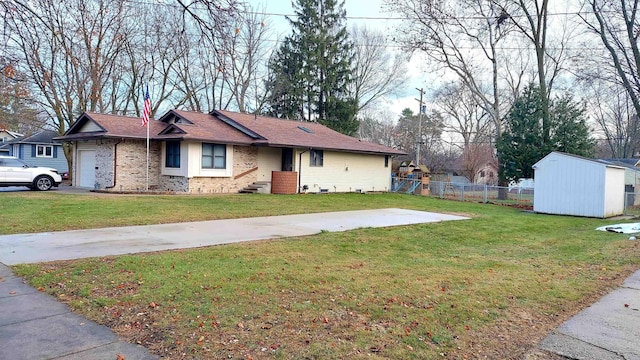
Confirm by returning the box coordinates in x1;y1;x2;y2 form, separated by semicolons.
393;178;640;216
426;181;534;206
625;192;640;217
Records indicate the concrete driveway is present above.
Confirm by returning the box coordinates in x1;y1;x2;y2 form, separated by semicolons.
0;208;469;265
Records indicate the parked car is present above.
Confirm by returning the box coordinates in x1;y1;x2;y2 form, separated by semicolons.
0;156;63;191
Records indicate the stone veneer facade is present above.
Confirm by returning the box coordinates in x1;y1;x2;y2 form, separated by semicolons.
94;139;161;191
94;140;257;193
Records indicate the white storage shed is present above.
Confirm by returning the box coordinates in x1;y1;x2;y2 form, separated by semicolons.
533;152;626;218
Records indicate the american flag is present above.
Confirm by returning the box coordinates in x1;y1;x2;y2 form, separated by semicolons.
141;86;151;126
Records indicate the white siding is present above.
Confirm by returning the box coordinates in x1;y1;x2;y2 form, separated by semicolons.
297;150;391;193
533;152;625;218
604;167;626;217
78;120;102;133
185;142;233;178
624;168;640;186
257;147;281;181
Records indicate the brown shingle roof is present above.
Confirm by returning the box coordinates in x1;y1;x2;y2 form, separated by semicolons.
164;110;257;145
59;112;166;140
60;110;405;156
214;110;404;155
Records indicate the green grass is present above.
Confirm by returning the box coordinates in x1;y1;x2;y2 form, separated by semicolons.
6;192;640;359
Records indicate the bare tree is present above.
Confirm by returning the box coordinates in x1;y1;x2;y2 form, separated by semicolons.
357;108;398;147
3;0;129;129
386;0;514;138
579;0;640;121
349;25;410;112
503;0;576;143
587;81;640;158
0;66;45;134
2;0;132;172
432;81;495;149
456;142;497;183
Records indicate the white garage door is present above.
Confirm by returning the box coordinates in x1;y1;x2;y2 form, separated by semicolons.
78;150;96;188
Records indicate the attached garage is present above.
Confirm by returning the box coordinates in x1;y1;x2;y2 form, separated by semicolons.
533;152;626;218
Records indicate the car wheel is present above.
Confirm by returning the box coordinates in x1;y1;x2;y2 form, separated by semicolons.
34;175;54;191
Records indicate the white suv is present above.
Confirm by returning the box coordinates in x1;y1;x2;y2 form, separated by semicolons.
0;156;63;191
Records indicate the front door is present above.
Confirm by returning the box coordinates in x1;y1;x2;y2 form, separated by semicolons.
281;148;293;171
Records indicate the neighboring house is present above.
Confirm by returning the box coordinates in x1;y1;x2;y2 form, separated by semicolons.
533;152;626;218
597;158;640;189
0;130;68;173
474;162;498;185
0;128;23;155
57;110;405;193
598;158;640;206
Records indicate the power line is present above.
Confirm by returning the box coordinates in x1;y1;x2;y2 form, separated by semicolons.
122;0;618;22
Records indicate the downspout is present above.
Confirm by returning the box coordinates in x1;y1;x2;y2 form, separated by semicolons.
105;139;122;189
298;149;308;193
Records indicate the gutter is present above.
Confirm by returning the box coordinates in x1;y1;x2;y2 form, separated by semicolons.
105;139;122;189
298;149;308;193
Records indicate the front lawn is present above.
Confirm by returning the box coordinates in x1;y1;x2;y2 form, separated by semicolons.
7;192;640;359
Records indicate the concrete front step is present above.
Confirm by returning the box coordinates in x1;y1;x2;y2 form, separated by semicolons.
239;182;271;194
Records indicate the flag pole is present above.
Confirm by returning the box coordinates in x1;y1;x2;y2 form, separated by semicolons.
142;84;151;192
146;103;149;192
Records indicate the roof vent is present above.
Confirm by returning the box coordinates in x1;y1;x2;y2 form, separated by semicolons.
297;125;314;134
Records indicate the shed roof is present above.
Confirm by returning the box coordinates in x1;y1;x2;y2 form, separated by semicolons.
533;151;626;171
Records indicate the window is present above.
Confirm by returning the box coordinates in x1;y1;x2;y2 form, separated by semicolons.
36;145;53;158
202;143;226;169
165;141;180;168
384;155;389;168
310;149;323;167
480;170;486;178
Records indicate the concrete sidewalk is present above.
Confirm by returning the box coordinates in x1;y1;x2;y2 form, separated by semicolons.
539;269;640;359
0;208;469;265
0;263;157;359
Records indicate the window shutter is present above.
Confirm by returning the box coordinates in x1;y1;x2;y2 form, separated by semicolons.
53;146;58;158
31;144;36;157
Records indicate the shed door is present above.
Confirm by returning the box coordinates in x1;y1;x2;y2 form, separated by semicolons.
78;150;96;188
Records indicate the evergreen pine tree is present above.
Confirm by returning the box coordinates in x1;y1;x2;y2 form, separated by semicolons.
497;85;595;183
264;0;357;135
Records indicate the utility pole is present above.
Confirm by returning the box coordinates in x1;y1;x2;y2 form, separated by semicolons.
415;88;425;165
